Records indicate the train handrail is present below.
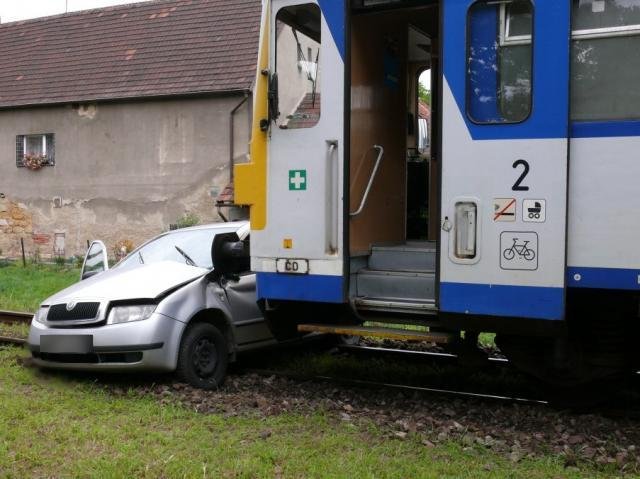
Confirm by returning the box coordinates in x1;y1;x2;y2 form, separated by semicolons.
350;145;384;218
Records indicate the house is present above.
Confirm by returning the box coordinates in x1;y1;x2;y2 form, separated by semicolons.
0;0;260;260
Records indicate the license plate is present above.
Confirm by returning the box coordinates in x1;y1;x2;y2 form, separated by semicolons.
40;335;93;354
276;258;309;275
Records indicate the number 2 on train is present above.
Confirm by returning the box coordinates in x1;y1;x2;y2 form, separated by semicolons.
512;159;530;192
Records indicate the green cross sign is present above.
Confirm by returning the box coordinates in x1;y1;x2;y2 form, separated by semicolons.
289;170;307;191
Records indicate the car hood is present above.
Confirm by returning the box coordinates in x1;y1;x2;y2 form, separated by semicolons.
42;261;208;305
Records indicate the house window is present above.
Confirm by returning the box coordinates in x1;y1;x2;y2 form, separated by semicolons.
16;134;55;168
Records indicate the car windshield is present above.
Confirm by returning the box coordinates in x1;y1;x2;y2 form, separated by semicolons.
117;227;237;271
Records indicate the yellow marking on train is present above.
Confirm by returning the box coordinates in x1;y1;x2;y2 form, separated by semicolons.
298;324;454;344
234;1;270;230
283;238;293;249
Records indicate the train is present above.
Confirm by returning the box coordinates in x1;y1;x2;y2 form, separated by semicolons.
219;0;640;391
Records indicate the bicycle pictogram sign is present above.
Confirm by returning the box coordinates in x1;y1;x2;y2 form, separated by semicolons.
500;232;538;271
503;238;536;261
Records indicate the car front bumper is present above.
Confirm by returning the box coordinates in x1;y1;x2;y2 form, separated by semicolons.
27;313;185;372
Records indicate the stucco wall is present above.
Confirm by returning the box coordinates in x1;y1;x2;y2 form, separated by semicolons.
0;94;251;260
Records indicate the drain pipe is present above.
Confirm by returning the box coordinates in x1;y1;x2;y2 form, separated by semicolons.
229;92;250;183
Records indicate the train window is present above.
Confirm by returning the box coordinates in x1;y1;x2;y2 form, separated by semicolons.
275;4;321;129
573;0;640;34
503;2;532;41
571;0;640;121
466;0;533;124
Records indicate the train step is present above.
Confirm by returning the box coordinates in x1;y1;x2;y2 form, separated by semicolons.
354;297;438;316
356;269;436;303
369;241;437;272
298;323;454;344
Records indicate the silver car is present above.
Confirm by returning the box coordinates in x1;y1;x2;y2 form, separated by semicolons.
28;221;275;389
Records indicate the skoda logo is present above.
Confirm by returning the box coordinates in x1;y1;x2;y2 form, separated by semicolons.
66;301;77;311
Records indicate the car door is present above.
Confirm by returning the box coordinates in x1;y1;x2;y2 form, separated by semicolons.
224;272;274;348
81;241;109;280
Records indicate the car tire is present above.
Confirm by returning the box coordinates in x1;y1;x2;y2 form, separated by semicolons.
177;322;229;390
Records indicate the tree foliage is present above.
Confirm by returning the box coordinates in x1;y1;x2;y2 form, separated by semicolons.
418;82;431;105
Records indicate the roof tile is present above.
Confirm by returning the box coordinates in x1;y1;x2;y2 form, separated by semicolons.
0;0;261;108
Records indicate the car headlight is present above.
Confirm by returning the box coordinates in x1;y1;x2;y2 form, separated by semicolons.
34;306;49;324
107;304;156;325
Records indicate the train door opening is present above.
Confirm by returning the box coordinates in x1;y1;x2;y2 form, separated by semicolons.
349;3;440;317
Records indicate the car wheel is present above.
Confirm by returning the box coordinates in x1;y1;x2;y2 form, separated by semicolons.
177;322;228;389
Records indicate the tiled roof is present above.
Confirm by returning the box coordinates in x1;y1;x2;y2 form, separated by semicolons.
0;0;261;108
283;93;320;129
418;100;431;120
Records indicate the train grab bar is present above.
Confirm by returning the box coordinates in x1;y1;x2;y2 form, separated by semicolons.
326;140;339;254
350;145;384;217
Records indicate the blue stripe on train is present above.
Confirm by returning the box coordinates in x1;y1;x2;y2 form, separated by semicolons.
567;267;640;290
571;120;640;138
256;272;343;303
318;0;345;60
440;282;565;320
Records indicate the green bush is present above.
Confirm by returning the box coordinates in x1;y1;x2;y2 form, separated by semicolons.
174;213;200;229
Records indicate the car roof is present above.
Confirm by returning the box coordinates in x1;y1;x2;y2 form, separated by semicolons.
172;221;248;233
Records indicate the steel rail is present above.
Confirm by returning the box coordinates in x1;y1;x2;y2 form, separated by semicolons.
0;310;31;346
337;344;509;364
0;336;26;346
0;310;33;324
244;367;549;406
338;344;640;378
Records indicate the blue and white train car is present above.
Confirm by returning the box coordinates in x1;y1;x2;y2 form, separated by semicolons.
234;0;640;386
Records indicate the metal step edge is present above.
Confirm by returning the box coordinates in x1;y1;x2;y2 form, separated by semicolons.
357;268;436;277
371;246;437;253
355;298;438;311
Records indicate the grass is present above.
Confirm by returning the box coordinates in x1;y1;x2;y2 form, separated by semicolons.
0;266;626;477
0;347;613;478
0;263;80;312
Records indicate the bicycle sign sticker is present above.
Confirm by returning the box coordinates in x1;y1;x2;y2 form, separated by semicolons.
500;232;539;271
523;199;546;223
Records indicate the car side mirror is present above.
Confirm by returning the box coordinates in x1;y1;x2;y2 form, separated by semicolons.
211;233;250;281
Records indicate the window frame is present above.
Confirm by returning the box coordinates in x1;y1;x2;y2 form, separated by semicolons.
16;133;55;168
465;0;535;125
501;0;640;122
500;3;533;46
274;2;322;131
501;2;640;44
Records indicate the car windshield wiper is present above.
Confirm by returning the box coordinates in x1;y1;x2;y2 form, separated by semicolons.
138;251;144;264
174;245;197;267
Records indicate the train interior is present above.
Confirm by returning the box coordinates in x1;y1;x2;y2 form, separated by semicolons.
348;2;441;320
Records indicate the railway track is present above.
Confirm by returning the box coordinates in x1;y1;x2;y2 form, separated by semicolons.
0;317;636;411
238;342;551;406
0;310;31;346
243;367;550;406
337;343;509;365
0;310;32;324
